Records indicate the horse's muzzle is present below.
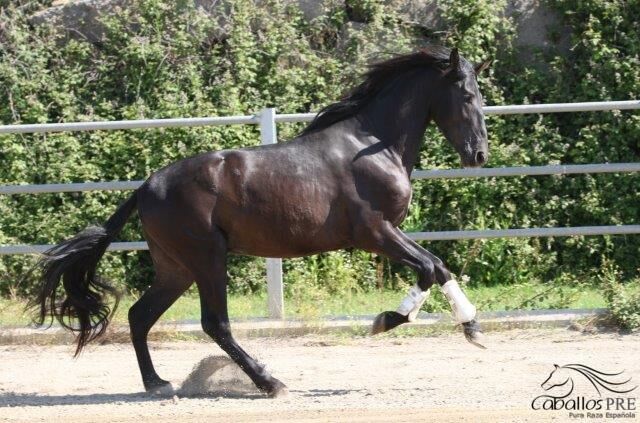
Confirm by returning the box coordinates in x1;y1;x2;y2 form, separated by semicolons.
475;150;487;166
461;150;488;168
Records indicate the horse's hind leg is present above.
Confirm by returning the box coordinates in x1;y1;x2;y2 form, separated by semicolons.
129;240;193;393
184;229;287;397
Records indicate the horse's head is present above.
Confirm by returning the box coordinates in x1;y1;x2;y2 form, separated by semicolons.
541;364;571;391
431;48;491;168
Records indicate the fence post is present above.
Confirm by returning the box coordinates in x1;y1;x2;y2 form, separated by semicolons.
259;108;285;319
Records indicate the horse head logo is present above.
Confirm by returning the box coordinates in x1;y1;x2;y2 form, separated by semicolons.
541;364;637;398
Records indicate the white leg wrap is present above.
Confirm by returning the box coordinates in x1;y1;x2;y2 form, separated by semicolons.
396;285;430;322
441;280;476;323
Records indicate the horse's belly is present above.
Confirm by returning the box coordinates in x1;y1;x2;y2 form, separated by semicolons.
219;200;350;257
221;217;349;257
208;148;352;256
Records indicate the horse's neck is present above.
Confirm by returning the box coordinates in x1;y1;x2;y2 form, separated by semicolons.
357;71;433;175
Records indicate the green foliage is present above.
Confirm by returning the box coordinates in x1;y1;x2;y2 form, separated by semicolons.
283;250;378;317
601;261;640;329
0;0;638;314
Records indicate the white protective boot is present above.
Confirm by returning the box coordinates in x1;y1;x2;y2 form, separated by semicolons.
396;285;430;322
440;279;476;323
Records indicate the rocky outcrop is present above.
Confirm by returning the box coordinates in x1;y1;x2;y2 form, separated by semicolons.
30;0;570;53
506;0;570;52
30;0;127;42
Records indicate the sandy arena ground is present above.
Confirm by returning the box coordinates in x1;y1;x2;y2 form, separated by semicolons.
0;328;638;422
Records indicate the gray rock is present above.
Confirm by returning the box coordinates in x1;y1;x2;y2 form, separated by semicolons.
29;0;571;55
506;0;571;51
30;0;127;42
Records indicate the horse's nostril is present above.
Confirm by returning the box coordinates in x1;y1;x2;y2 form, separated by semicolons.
475;151;487;165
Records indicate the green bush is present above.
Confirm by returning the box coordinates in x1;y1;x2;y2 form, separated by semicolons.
601;261;640;329
0;0;638;305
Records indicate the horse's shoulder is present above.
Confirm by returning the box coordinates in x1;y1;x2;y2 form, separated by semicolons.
351;149;410;190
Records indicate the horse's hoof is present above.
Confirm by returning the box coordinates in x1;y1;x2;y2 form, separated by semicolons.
462;319;487;349
266;380;289;398
371;311;409;335
145;379;175;396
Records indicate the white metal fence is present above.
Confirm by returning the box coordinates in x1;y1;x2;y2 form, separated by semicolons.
1;100;639;318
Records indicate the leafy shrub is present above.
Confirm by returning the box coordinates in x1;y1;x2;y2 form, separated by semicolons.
601;261;640;330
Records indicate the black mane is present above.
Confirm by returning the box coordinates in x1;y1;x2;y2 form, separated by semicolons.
300;45;454;136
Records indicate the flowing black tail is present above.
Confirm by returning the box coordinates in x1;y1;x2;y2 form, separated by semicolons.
30;192;138;356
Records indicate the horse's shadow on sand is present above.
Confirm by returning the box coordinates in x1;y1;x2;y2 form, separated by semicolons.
0;388;368;407
0;354;371;407
0;392;163;407
0;390;269;407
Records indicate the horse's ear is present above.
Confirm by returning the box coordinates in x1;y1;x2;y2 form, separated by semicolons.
447;48;465;81
474;59;492;75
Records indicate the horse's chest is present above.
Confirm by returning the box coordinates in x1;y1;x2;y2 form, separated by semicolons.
351;151;413;222
381;180;413;224
353;172;412;226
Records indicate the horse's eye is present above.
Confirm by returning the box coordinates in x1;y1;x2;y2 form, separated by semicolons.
464;94;474;103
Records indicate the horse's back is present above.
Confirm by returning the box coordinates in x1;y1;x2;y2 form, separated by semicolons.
138;142;354;257
215;142;354;256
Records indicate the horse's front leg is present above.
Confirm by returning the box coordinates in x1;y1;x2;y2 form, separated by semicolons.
356;222;485;348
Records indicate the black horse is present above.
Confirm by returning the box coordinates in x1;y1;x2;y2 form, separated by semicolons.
32;46;490;397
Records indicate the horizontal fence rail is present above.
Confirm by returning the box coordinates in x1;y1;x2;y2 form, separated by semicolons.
482;100;640;115
409;225;640;241
0;181;144;195
0;115;259;134
4;163;639;195
0;242;149;255
3;225;640;256
0;101;638;134
275;100;640;122
412;162;640;179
